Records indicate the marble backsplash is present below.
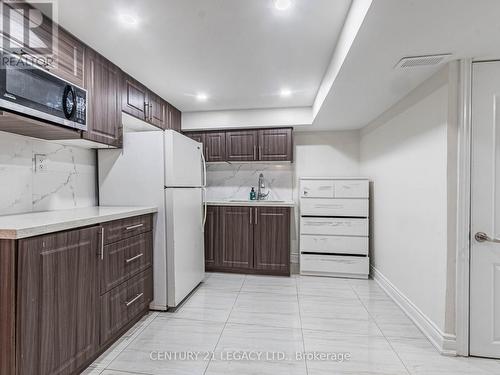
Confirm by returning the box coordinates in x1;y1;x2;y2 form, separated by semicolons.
206;162;294;201
0;131;97;216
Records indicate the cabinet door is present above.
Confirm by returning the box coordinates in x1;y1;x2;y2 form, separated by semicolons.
17;227;100;375
226;130;258;161
204;205;219;269
149;93;167;129
51;28;85;87
205;132;226;162
168;104;182;132
254;207;290;275
258;128;293;161
185;132;205;144
221;206;254;269
122;75;148;121
83;49;122;147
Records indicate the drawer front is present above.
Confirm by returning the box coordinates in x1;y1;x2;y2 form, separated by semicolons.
300;254;369;277
300;180;334;198
101;232;153;294
333;180;369;198
100;282;129;345
301;198;368;217
103;214;153;245
300;217;368;236
300;235;368;255
126;269;153;321
100;269;152;345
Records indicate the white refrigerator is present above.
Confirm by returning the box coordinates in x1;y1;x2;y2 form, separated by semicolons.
98;129;207;310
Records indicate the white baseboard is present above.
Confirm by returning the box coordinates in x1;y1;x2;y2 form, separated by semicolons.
371;266;457;356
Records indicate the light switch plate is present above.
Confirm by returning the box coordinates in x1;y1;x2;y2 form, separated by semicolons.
34;154;47;173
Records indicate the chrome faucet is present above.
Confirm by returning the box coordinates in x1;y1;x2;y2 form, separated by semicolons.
257;173;269;200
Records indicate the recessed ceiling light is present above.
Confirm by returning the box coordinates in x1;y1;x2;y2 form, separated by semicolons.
280;88;292;97
119;14;139;27
274;0;292;11
196;93;208;101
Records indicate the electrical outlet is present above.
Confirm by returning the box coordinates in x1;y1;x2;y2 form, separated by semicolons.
34;154;47;173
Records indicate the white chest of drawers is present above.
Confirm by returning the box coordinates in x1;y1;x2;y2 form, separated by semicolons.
299;178;370;279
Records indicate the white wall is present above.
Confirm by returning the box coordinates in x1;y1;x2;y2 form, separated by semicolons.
182;107;312;131
0;131;97;215
292;130;361;264
360;67;451;334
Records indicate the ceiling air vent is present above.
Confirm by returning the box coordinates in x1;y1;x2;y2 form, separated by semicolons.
395;54;452;69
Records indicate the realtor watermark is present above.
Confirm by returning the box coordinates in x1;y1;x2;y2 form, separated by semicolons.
149;351;352;363
1;0;58;68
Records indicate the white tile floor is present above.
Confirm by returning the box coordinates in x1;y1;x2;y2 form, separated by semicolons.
84;273;500;375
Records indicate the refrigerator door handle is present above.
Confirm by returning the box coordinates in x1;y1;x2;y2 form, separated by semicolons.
200;146;207;187
202;187;207;231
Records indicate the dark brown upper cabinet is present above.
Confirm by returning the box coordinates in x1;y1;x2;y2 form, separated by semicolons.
122;75;149;121
258;128;293;161
186;131;226;162
83;48;122;147
168;104;182;132
186;127;293;162
221;206;254;269
51;28;85;87
226;130;259;161
17;226;101;375
149;93;167;129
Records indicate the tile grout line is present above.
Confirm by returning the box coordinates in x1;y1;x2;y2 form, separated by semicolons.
295;276;310;375
349;280;413;375
202;273;247;375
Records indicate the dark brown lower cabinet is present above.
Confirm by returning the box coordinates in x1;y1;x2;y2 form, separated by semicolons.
0;214;154;375
17;227;100;375
205;205;290;276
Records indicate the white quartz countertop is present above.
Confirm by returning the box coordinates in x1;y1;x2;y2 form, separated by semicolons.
206;200;296;207
0;206;158;240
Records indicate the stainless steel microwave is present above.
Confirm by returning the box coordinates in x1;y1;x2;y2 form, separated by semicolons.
0;52;87;131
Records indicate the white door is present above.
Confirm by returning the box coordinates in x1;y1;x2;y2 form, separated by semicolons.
470;61;500;359
165;187;205;307
164;130;204;187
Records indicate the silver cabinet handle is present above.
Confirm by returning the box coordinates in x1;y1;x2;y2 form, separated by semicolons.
126;253;144;263
126;223;144;231
255;207;258;225
259;146;262;160
125;293;144;307
475;232;500;243
100;227;104;260
253;145;257;160
249;207;252;225
150;104;153;121
144;102;148;120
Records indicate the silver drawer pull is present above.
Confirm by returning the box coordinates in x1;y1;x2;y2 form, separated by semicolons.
125;293;144;307
126;253;144;263
126;223;144;231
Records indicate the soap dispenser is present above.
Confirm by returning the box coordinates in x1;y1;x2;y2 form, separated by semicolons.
250;187;256;200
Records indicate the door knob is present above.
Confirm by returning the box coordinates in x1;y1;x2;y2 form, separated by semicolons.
475;232;500;243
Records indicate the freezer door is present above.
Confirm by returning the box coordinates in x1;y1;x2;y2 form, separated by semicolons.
164;130;204;187
165;188;205;307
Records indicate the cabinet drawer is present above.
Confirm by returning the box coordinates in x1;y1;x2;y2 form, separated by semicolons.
300;235;368;255
333;180;369;198
300;217;368;236
300;254;369;278
101;232;153;294
100;269;152;345
301;198;368;217
102;214;153;245
300;180;369;198
300;180;334;198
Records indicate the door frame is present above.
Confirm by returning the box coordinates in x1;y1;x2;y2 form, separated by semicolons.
455;58;473;356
